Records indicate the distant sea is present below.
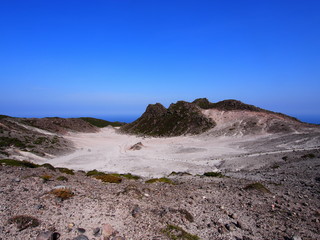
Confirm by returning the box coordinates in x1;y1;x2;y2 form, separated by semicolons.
293;115;320;125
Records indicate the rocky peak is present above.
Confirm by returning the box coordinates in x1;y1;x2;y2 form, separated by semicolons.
142;103;167;118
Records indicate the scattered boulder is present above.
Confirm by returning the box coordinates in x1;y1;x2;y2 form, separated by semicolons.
129;142;144;150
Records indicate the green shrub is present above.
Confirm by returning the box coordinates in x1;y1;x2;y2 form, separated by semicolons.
0;159;39;168
301;153;316;159
244;182;271;193
57;167;74;175
40;163;56;171
93;174;122;183
86;169;105;176
50;188;74;200
203;172;225;178
112;173;140;180
40;175;52;183
145;177;174;184
8;215;40;231
57;176;68;181
162;224;200;240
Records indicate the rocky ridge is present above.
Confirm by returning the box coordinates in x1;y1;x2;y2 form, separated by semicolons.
120;98;309;137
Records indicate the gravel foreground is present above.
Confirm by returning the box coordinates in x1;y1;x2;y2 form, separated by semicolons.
0;149;319;240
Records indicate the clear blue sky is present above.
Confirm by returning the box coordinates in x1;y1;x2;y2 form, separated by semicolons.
1;0;319;122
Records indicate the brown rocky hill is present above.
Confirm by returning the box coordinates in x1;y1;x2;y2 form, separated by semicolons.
121;98;312;137
0;116;117;159
120;101;216;136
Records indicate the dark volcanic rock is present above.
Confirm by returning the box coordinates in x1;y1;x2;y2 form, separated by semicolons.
120;101;216;136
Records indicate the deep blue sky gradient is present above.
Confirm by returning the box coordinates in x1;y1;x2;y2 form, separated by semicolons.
1;0;319;123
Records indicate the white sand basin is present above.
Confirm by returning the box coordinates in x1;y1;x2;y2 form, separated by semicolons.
46;127;320;177
48;128;247;177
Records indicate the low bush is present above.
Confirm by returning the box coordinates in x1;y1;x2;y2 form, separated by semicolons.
8;215;40;231
145;177;174;184
93;174;122;183
0;159;39;168
57;167;74;175
50;188;74;200
244;182;271;193
203;172;225;178
162;224;200;240
56;176;68;181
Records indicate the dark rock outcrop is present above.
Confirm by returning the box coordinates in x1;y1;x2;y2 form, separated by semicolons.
120;101;215;136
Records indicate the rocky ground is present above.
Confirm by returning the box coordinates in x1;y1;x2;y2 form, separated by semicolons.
0;149;319;240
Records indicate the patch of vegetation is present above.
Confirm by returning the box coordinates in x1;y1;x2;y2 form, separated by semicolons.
244;182;271;193
0;137;26;148
57;176;68;181
282;156;288;161
271;163;280;169
40;163;56;171
33;137;48;145
86;169;105;176
203;172;225;178
301;153;316;159
169;171;192;176
162;224;200;240
112;173;141;180
145;177;174;184
50;188;74;200
8;215;40;231
0;159;39;168
79;117;125;128
93;174;122;183
40;175;52;183
57;167;75;175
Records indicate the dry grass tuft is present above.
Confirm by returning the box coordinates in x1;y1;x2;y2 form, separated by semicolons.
50;188;74;200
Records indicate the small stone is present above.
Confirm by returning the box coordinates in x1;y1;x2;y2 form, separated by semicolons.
35;204;45;210
73;235;89;240
93;227;101;237
77;228;86;233
36;231;60;240
14;178;20;182
225;223;237;231
131;205;141;218
292;236;302;240
102;223;115;238
236;221;244;229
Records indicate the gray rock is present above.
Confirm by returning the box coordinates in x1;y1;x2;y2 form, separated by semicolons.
77;228;86;233
131;205;141;217
36;231;60;240
292;236;302;240
73;235;89;240
14;178;20;182
93;227;101;237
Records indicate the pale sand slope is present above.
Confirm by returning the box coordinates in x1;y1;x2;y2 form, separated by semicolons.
44;126;320;177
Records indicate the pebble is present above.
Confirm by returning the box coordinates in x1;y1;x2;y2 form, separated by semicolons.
131;205;141;218
292;236;302;240
102;223;115;238
14;178;20;182
73;235;89;240
36;231;60;240
77;228;86;233
111;237;125;240
93;227;101;236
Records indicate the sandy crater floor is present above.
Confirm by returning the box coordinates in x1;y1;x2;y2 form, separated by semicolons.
44;127;320;177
